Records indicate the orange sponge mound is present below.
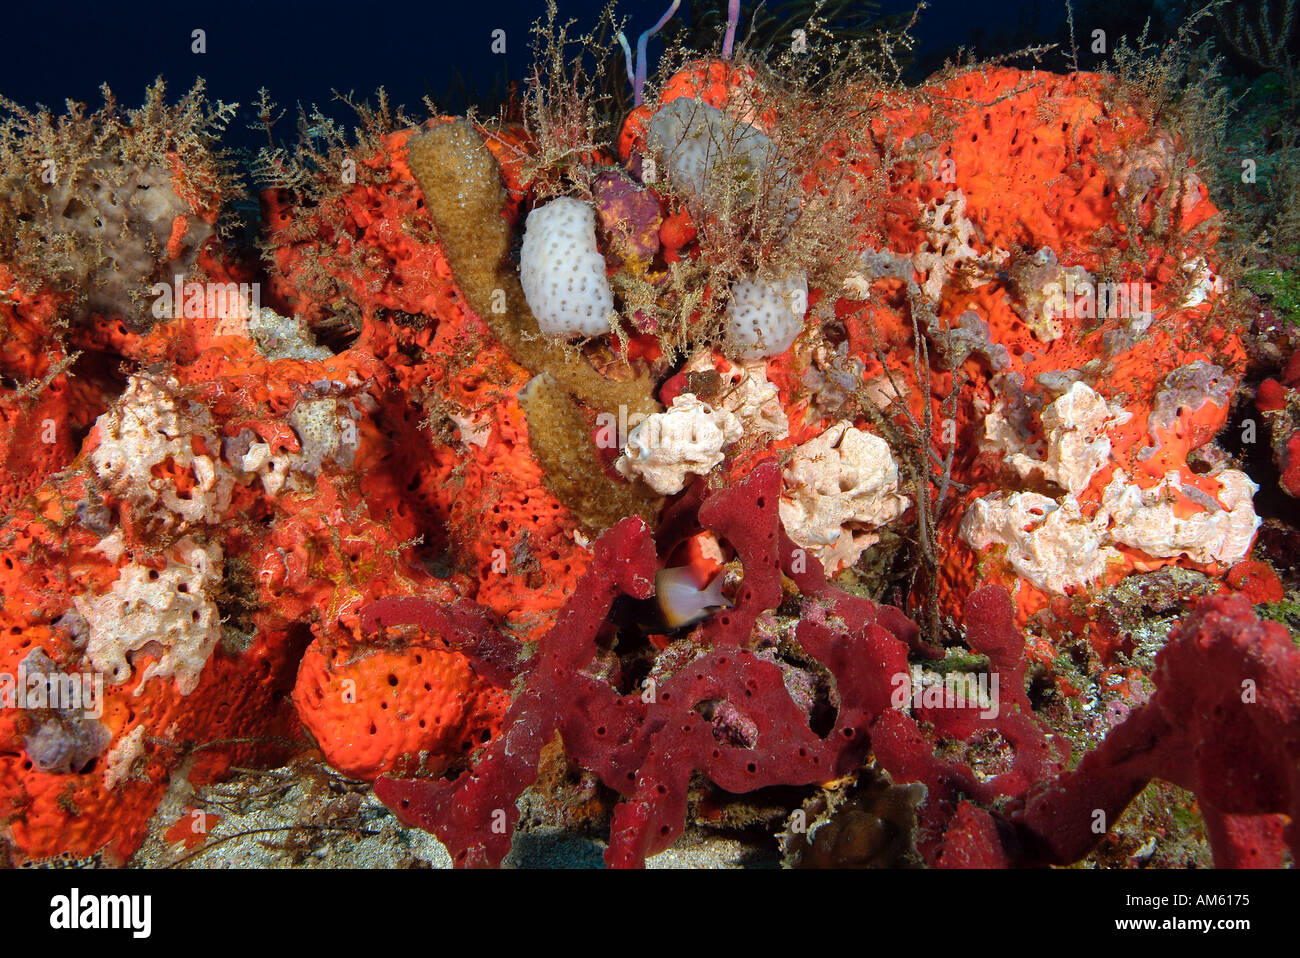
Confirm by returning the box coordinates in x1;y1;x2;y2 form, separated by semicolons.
293;639;509;781
0;623;306;865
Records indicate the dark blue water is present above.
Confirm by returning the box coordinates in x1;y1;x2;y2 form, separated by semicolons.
0;2;1074;139
5;0;1260;155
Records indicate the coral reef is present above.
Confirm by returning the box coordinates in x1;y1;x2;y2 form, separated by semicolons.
0;2;1296;871
377;465;932;867
1019;594;1300;868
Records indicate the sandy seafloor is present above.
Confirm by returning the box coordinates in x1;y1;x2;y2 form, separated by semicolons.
129;761;773;869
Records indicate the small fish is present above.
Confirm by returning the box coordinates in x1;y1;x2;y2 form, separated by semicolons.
655;566;732;629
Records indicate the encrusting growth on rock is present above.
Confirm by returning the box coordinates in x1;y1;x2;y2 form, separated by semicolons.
0;1;1297;872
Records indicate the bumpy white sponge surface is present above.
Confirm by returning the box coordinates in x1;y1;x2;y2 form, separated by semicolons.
75;537;224;696
987;381;1131;497
615;393;742;495
520;197;615;339
960;492;1117;591
725;273;807;359
90;374;234;531
779;422;911;573
1102;469;1259;565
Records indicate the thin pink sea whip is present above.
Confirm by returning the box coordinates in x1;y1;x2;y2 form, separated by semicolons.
722;0;740;59
618;0;681;106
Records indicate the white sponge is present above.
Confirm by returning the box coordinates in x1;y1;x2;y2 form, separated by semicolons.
615;393;742;495
75;537;224;696
519;197;615;339
647;99;781;210
779;422;911;573
725;273;807;359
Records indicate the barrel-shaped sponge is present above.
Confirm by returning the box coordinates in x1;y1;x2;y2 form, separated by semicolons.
725;272;807;359
520;197;615;339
